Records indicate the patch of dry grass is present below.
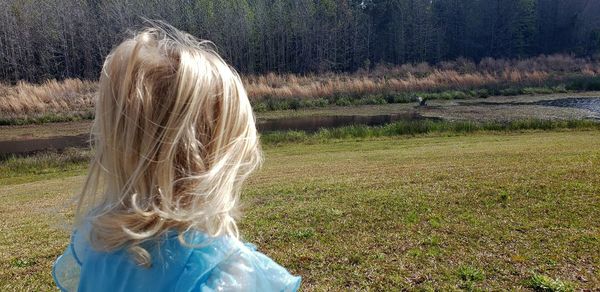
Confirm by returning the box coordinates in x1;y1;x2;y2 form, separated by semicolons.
0;79;96;120
243;69;549;101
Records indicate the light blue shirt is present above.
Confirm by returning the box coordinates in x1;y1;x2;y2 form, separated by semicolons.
52;226;301;291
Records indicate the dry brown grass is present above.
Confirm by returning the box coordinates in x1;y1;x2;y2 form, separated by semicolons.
243;70;552;101
241;54;600;102
0;79;96;119
1;54;598;119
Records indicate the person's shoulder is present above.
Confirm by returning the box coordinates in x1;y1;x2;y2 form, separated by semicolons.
176;236;301;292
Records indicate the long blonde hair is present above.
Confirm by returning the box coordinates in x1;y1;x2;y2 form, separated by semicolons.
76;23;261;266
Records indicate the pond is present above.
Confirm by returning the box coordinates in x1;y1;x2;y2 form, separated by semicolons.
535;97;600;114
1;112;426;155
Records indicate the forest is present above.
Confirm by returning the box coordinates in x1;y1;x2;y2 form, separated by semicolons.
1;0;600;82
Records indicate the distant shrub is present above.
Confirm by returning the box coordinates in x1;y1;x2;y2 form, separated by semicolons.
253;102;268;112
552;85;568;93
499;87;523;96
589;80;600;91
308;98;329;108
475;89;490;98
354;95;387;105
264;98;289;111
288;99;302;110
523;87;554;95
566;77;600;91
334;97;352;106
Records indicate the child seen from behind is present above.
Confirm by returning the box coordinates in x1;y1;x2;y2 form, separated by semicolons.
52;24;301;292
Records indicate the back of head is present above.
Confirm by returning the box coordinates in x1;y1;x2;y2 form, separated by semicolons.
78;23;261;264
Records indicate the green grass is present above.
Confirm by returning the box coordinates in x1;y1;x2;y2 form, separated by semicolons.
458;265;485;290
0;148;91;185
1;130;599;290
0;111;94;126
261;119;600;144
527;273;574;292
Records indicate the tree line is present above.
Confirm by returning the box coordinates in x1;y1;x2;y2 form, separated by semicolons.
1;0;599;82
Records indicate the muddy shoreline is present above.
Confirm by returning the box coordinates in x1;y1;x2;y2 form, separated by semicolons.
0;134;89;156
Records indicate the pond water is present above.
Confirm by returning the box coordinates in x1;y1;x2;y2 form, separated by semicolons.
535;97;600;114
469;97;600;114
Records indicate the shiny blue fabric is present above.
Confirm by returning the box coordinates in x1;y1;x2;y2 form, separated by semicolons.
52;227;301;292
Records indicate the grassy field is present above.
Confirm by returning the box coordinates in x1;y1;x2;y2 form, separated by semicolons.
1;130;599;290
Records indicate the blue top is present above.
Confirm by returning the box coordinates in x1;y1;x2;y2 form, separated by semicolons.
52;225;301;292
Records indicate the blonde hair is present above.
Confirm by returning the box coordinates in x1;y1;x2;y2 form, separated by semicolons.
76;23;261;266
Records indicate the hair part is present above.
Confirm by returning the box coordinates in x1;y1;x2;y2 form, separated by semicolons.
76;23;262;267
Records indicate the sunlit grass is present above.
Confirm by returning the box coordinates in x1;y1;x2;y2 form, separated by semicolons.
0;130;599;290
261;119;600;144
527;273;574;292
0;148;91;185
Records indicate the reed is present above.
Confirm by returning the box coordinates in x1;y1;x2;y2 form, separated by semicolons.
1;54;599;121
0;79;96;120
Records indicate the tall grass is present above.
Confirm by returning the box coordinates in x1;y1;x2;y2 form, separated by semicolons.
244;69;550;103
0;79;96;121
261;119;600;144
0;148;91;184
245;54;600;104
1;54;599;122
